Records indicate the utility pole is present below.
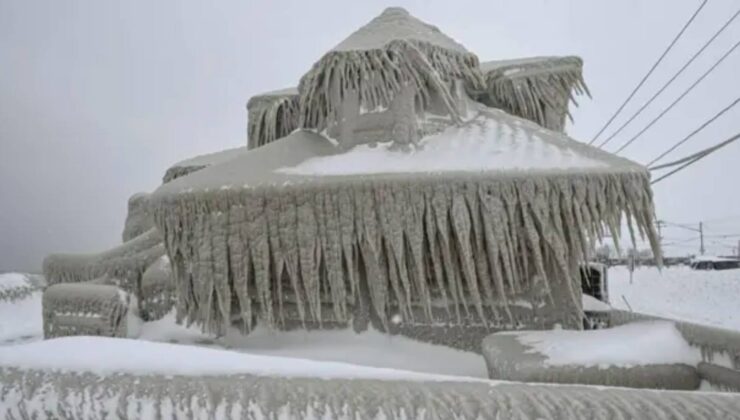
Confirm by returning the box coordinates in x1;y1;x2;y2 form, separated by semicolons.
699;222;705;255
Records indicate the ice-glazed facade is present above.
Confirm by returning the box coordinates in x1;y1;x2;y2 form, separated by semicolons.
147;7;661;348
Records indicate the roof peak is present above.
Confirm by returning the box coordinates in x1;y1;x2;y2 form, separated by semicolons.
330;6;468;53
380;7;409;16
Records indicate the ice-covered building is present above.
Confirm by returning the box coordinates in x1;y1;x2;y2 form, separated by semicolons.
14;7;740;418
42;7;662;348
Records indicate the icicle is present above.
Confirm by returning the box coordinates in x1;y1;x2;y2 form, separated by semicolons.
298;39;483;134
481;56;589;131
247;90;300;149
450;193;486;324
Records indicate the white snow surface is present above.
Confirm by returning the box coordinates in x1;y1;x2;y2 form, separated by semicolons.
0;273;42;344
138;312;488;378
510;321;701;368
608;265;740;331
582;294;612;312
0;272;33;292
0;335;486;382
278;116;607;176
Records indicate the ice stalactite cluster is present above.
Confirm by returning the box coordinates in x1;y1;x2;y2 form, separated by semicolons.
152;167;660;337
42;228;165;296
298;7;484;134
140;255;175;321
480;56;589;132
122;192;153;242
2;367;740;419
247;89;300;150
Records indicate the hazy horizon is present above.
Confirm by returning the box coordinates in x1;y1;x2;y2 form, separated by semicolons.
2;0;739;272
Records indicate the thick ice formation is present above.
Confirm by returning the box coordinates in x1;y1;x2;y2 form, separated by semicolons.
122;192;153;241
163;146;251;183
43;227;164;296
298;7;484;133
479;56;589;132
247;87;299;150
151;106;659;337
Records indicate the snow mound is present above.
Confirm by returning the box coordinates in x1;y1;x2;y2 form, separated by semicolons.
508;321;700;368
138;311;488;378
0;336;484;382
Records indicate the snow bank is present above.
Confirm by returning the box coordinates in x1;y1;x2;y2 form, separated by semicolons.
509;321;700;368
139;311;488;378
0;336;483;382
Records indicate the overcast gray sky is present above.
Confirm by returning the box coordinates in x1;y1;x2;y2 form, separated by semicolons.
1;0;739;272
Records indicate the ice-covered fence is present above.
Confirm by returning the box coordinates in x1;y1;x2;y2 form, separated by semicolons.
1;367;739;419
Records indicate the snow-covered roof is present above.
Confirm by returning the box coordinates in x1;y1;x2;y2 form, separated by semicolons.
156;109;643;195
331;7;468;53
163;146;250;183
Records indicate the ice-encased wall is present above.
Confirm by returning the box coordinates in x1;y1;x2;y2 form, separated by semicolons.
152;157;660;341
247;88;300;150
2;367;739;419
479;56;589;132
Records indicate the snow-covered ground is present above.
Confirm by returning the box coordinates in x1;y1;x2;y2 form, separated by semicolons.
0;335;485;382
0;273;42;345
0;273;487;379
2;265;738;381
138;313;487;377
608;265;740;331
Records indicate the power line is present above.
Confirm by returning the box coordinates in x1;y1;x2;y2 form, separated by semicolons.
651;131;740;184
647;96;740;167
613;39;740;154
588;0;708;145
597;7;740;149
